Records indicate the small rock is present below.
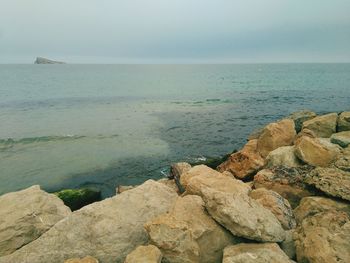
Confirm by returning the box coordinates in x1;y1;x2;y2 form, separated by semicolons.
257;119;296;158
116;185;136;194
169;162;192;179
266;146;302;168
280;230;296;260
64;256;99;263
302;112;338;137
288;110;317;133
330;131;350;148
223;243;294;263
55;188;101;211
337;111;350;131
124;245;162;263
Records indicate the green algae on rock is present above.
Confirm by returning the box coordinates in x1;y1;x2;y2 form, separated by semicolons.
55;188;101;211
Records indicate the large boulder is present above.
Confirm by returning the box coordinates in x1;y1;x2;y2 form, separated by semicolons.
266;146;302;168
288;110;317;133
253;166;315;208
0;180;177;263
257;119;296;158
330;131;350;148
295;136;341;167
144;195;236;263
124;245;162;263
223;243;294;263
304;167;350;201
337;111;350;132
217;140;265;179
294;210;350;263
0;185;71;256
302;112;338;137
249;188;296;230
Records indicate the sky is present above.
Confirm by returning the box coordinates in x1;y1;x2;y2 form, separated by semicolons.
1;0;350;63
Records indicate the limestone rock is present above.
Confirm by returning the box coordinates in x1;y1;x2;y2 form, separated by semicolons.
124;245;162;263
65;256;99;263
0;180;177;263
295;136;341;167
294;210;350;263
266;146;302;168
169;162;192;178
249;188;296;230
116;185;136;193
145;195;236;263
304;167;350;201
302;112;338;137
330;131;350;148
280;230;296;260
334;146;350;171
217;140;265;179
288;110;317;133
257;119;296;158
253;166;315;208
247;126;264;140
338;111;350;131
223;243;294;263
157;178;179;194
0;185;71;256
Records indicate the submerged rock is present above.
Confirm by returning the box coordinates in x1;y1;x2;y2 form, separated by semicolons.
0;180;177;263
288;110;317;133
302;112;338;138
330;131;350;148
337;111;350;132
0;185;71;256
124;245;162;263
55;188;101;211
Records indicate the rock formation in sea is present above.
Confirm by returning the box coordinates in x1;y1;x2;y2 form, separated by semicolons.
1;109;350;263
34;57;65;64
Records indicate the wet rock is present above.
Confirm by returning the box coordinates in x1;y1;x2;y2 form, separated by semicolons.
295;136;341;167
249;188;296;230
0;185;71;256
124;245;162;263
145;195;236;263
280;230;296;260
330;131;350;148
169;162;192;178
266;146;302;168
288;110;317;133
223;243;294;263
337;111;350;132
64;256;99;263
304;167;350;201
217;140;265;179
257;119;296;158
55;188;101;211
0;180;177;263
302;112;338;137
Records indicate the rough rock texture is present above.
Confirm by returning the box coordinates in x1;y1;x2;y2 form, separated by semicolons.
302;112;338;137
280;230;296;260
217;140;265;179
0;185;71;256
330;131;350;148
257;119;296;158
249;188;296;230
266;146;302;168
294;210;350;263
201;187;285;242
169;162;192;178
124;245;162;263
145;195;236;263
65;256;99;263
338;111;350;132
288;110;317;133
223;243;294;263
304;167;350;201
334;146;350;171
157;178;179;194
253;166;315;208
0;180;177;263
295;136;341;167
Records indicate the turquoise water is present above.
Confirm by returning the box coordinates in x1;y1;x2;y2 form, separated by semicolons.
1;64;350;196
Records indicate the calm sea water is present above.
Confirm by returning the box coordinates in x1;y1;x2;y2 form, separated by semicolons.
1;64;350;197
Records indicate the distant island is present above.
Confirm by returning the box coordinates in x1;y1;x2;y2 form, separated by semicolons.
34;57;65;64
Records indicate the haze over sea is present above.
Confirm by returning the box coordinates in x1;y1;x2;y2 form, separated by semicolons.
1;63;350;197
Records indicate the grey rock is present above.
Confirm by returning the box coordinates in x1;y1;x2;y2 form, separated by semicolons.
288;110;317;133
338;111;350;132
330;131;350;148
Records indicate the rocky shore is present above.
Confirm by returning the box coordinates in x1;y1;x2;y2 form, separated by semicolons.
0;110;350;263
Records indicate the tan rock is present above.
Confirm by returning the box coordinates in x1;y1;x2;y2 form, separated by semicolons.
144;195;236;263
124;245;162;263
304;167;350;201
295;136;341;167
266;146;302;168
116;185;135;194
217;140;265;179
170;162;192;178
0;180;177;263
288;110;317;133
302;112;338;137
334;146;350;171
223;243;294;263
0;185;71;256
294;210;350;263
330;131;350;148
65;256;99;263
338;111;350;131
157;178;179;194
257;119;296;158
249;188;296;230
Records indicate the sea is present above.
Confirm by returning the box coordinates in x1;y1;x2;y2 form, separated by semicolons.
1;63;350;197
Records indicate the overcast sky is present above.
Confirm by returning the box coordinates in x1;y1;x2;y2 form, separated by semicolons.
1;0;350;63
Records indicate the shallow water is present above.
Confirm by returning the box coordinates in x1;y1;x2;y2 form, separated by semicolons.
1;64;350;196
